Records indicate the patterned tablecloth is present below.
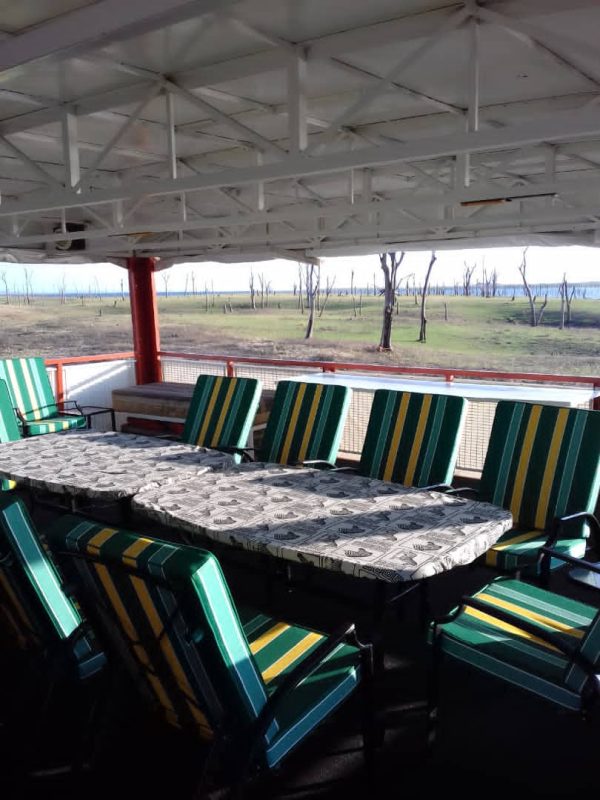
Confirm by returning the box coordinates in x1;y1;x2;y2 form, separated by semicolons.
0;431;234;500
133;463;512;583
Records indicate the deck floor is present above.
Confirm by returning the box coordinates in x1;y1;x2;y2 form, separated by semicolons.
3;496;598;799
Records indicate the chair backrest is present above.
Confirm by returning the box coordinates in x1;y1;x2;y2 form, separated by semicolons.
258;381;351;465
0;357;57;422
480;402;600;530
47;519;271;741
182;375;262;451
359;390;467;487
0;379;21;490
0;495;85;657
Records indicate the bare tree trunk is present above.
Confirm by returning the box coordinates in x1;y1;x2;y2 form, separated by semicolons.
517;247;542;326
444;302;448;321
419;252;437;343
249;269;256;310
304;263;320;339
297;264;304;313
463;262;476;296
559;275;566;330
318;275;335;317
378;251;405;351
1;272;9;304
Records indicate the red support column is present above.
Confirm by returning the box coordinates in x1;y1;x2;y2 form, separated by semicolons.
127;256;161;384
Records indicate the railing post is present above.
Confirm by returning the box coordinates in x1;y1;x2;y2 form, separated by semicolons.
594;385;600;411
127;256;161;384
226;360;235;377
54;361;65;404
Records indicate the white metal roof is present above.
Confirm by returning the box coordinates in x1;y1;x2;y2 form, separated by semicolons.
1;0;600;267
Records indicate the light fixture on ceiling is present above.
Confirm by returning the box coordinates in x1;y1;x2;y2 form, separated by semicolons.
460;192;557;207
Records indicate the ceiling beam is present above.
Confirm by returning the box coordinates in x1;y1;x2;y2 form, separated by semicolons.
3;107;600;217
0;0;237;76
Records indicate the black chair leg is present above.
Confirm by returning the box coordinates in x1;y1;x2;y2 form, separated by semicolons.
426;625;442;753
360;643;379;778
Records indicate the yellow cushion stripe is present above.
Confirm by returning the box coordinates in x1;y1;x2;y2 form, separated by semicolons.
477;592;585;640
485;529;540;567
535;408;569;529
464;606;561;652
279;383;307;465
5;359;25;415
121;537;154;566
403;395;432;487
196;377;223;446
249;622;290;655
93;563;178;722
382;393;411;482
297;384;323;463
130;576;212;736
261;632;323;684
20;359;41;420
509;405;542;520
86;527;118;555
209;378;237;447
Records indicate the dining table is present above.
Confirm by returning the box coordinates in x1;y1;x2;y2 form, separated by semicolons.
132;462;512;584
0;430;235;505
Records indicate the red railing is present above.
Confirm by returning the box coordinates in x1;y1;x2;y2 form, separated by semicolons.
45;352;135;404
158;349;600;390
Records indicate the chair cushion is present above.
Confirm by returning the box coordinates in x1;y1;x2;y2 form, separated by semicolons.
259;381;350;466
434;578;598;710
241;610;361;767
182;375;261;453
24;414;87;435
0;357;58;422
484;527;586;574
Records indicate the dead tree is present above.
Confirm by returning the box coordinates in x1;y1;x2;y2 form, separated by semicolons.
304;263;320;339
318;274;336;317
249;269;257;310
297;264;304;313
119;277;125;302
518;247;546;327
559;274;576;329
418;252;437;343
1;271;9;304
161;271;170;298
22;266;33;305
190;271;196;296
378;251;405;351
463;261;476;296
258;273;266;309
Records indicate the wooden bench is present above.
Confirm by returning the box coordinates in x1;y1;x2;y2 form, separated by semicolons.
112;381;273;440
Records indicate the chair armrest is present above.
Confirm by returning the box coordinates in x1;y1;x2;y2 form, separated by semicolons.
539;513;600;585
295;459;336;469
433;595;597;678
214;445;255;462
444;486;479;498
249;622;370;744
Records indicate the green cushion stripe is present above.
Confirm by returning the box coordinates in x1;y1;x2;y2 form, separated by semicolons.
303;385;348;463
266;648;359;766
262;381;297;462
182;375;216;444
483;579;596;624
416;395;446;485
0;380;20;442
219;379;261;446
441;637;581;711
0;498;81;638
486;402;525;507
29;358;56;414
24;415;86;435
363;391;396;478
553;412;586;519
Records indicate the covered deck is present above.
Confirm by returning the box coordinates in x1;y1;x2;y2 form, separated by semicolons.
0;1;599;797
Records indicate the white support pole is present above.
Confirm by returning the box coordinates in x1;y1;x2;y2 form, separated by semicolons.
113;199;124;228
165;90;177;180
457;16;480;189
62;110;80;190
255;150;265;212
288;51;308;155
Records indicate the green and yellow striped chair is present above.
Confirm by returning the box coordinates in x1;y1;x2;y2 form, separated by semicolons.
0;356;86;436
257;381;351;466
0;494;104;678
358;390;467;487
47;519;374;792
182;375;262;458
428;570;600;744
479;402;600;575
0;378;21;490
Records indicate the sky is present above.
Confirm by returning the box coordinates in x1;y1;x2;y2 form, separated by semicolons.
0;245;598;294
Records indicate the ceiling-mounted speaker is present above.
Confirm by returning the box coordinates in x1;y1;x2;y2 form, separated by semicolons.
52;222;86;251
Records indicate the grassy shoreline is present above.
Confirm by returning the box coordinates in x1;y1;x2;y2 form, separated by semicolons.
1;293;598;376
